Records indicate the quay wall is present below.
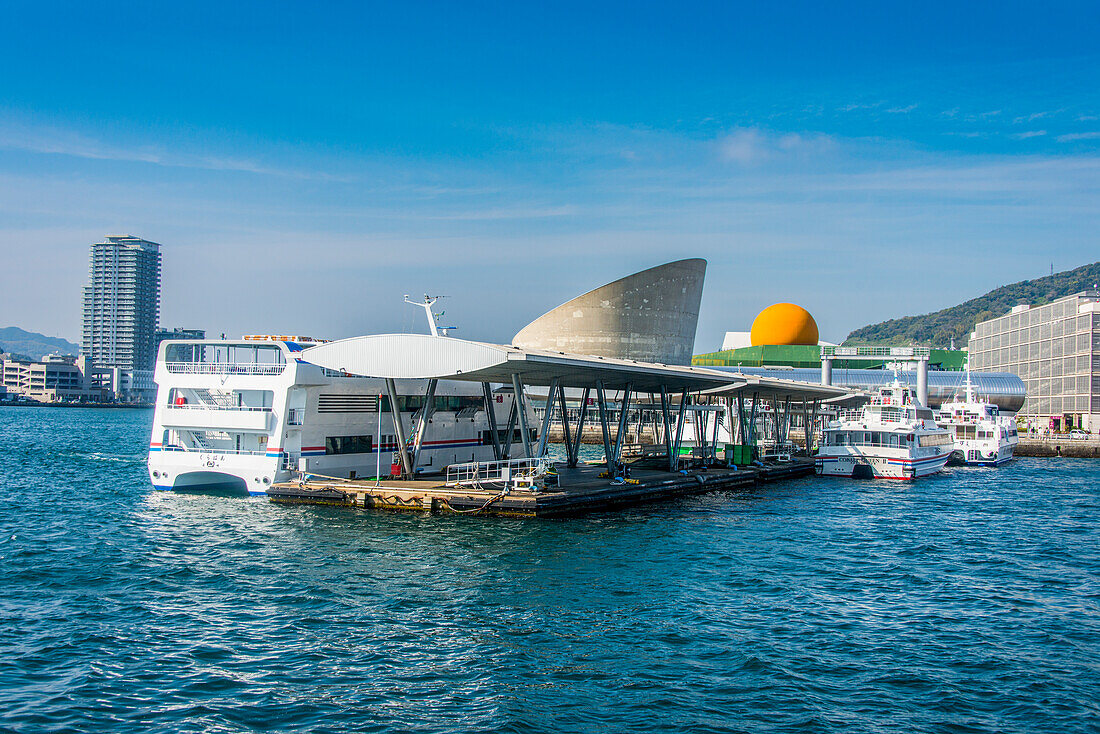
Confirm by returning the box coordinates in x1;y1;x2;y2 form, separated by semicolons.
1015;438;1100;458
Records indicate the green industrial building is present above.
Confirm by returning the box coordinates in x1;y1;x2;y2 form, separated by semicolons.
692;345;968;371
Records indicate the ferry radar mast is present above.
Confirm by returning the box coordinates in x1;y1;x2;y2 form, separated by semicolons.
404;294;457;337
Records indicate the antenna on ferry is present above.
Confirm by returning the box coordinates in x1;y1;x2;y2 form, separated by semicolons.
404;294;456;337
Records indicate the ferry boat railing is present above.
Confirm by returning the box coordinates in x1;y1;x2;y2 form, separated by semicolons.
164;404;273;412
445;456;551;488
159;445;269;456
164;362;286;376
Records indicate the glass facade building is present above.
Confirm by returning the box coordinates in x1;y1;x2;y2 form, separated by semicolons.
968;291;1100;430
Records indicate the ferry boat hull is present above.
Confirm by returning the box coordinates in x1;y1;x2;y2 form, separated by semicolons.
816;449;952;480
947;444;1014;467
815;378;953;481
937;372;1017;469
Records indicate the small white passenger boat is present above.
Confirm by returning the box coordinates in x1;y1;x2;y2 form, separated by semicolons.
936;372;1017;466
815;379;952;480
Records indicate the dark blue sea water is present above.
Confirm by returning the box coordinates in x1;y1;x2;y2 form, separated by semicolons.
1;406;1098;733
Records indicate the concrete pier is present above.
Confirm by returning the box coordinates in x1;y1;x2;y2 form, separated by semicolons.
268;460;815;518
1014;438;1100;458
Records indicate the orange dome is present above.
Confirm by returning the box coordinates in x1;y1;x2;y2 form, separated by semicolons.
750;303;819;346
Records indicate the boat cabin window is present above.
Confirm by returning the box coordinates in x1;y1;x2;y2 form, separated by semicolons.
325;435;374;455
163;342;286;366
383;395;484;413
917;433;951;447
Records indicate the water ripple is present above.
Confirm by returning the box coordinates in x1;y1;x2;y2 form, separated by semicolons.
0;407;1098;732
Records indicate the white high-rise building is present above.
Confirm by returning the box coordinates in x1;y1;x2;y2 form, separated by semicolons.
81;235;162;399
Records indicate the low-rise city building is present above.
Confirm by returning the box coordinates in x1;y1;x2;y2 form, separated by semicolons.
0;353;110;403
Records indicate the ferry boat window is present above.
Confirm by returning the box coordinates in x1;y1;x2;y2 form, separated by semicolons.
889;435;900;447
917;433;951;447
325;435;374;455
480;428;533;445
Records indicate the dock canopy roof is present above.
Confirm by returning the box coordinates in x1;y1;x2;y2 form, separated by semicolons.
302;334;740;392
703;375;851;403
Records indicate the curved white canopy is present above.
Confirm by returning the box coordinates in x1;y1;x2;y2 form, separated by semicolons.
301;334;738;392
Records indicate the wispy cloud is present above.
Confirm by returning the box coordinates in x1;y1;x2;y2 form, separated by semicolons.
1057;131;1100;142
0;118;343;181
886;104;918;114
1012;109;1062;124
717;128;835;165
1011;130;1047;139
837;101;883;113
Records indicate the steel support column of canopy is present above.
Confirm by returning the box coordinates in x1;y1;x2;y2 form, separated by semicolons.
595;380;615;470
800;401;811;456
534;377;560;459
511;373;533;459
806;399;819;454
501;393;518;460
481;382;502;460
612;382;633;467
748;392;759;458
781;395;791;443
384;378;413;478
771;398;782;446
568;387;591;468
736;393;747;447
410;378;438;473
659;385;674;469
557;383;575;467
671;391;689;472
710;400;722;464
649;393;661;444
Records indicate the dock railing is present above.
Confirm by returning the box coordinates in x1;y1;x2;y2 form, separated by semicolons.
445;456;551;489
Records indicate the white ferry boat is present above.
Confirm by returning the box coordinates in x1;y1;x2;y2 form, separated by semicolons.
815;379;953;480
147;333;534;495
936;373;1017;466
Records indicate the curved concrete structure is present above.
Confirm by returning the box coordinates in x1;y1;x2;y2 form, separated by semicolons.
513;259;706;365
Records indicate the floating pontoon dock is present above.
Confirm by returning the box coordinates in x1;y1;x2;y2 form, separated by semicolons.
269;459;816;518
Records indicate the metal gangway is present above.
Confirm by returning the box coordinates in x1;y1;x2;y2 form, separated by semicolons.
445;456;552;491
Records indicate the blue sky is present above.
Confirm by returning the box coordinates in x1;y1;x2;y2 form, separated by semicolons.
2;1;1099;349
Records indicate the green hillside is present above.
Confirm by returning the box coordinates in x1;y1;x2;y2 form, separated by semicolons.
845;261;1100;348
0;327;80;360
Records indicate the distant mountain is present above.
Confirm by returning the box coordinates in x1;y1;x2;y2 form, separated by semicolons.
845;261;1100;348
0;327;80;360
